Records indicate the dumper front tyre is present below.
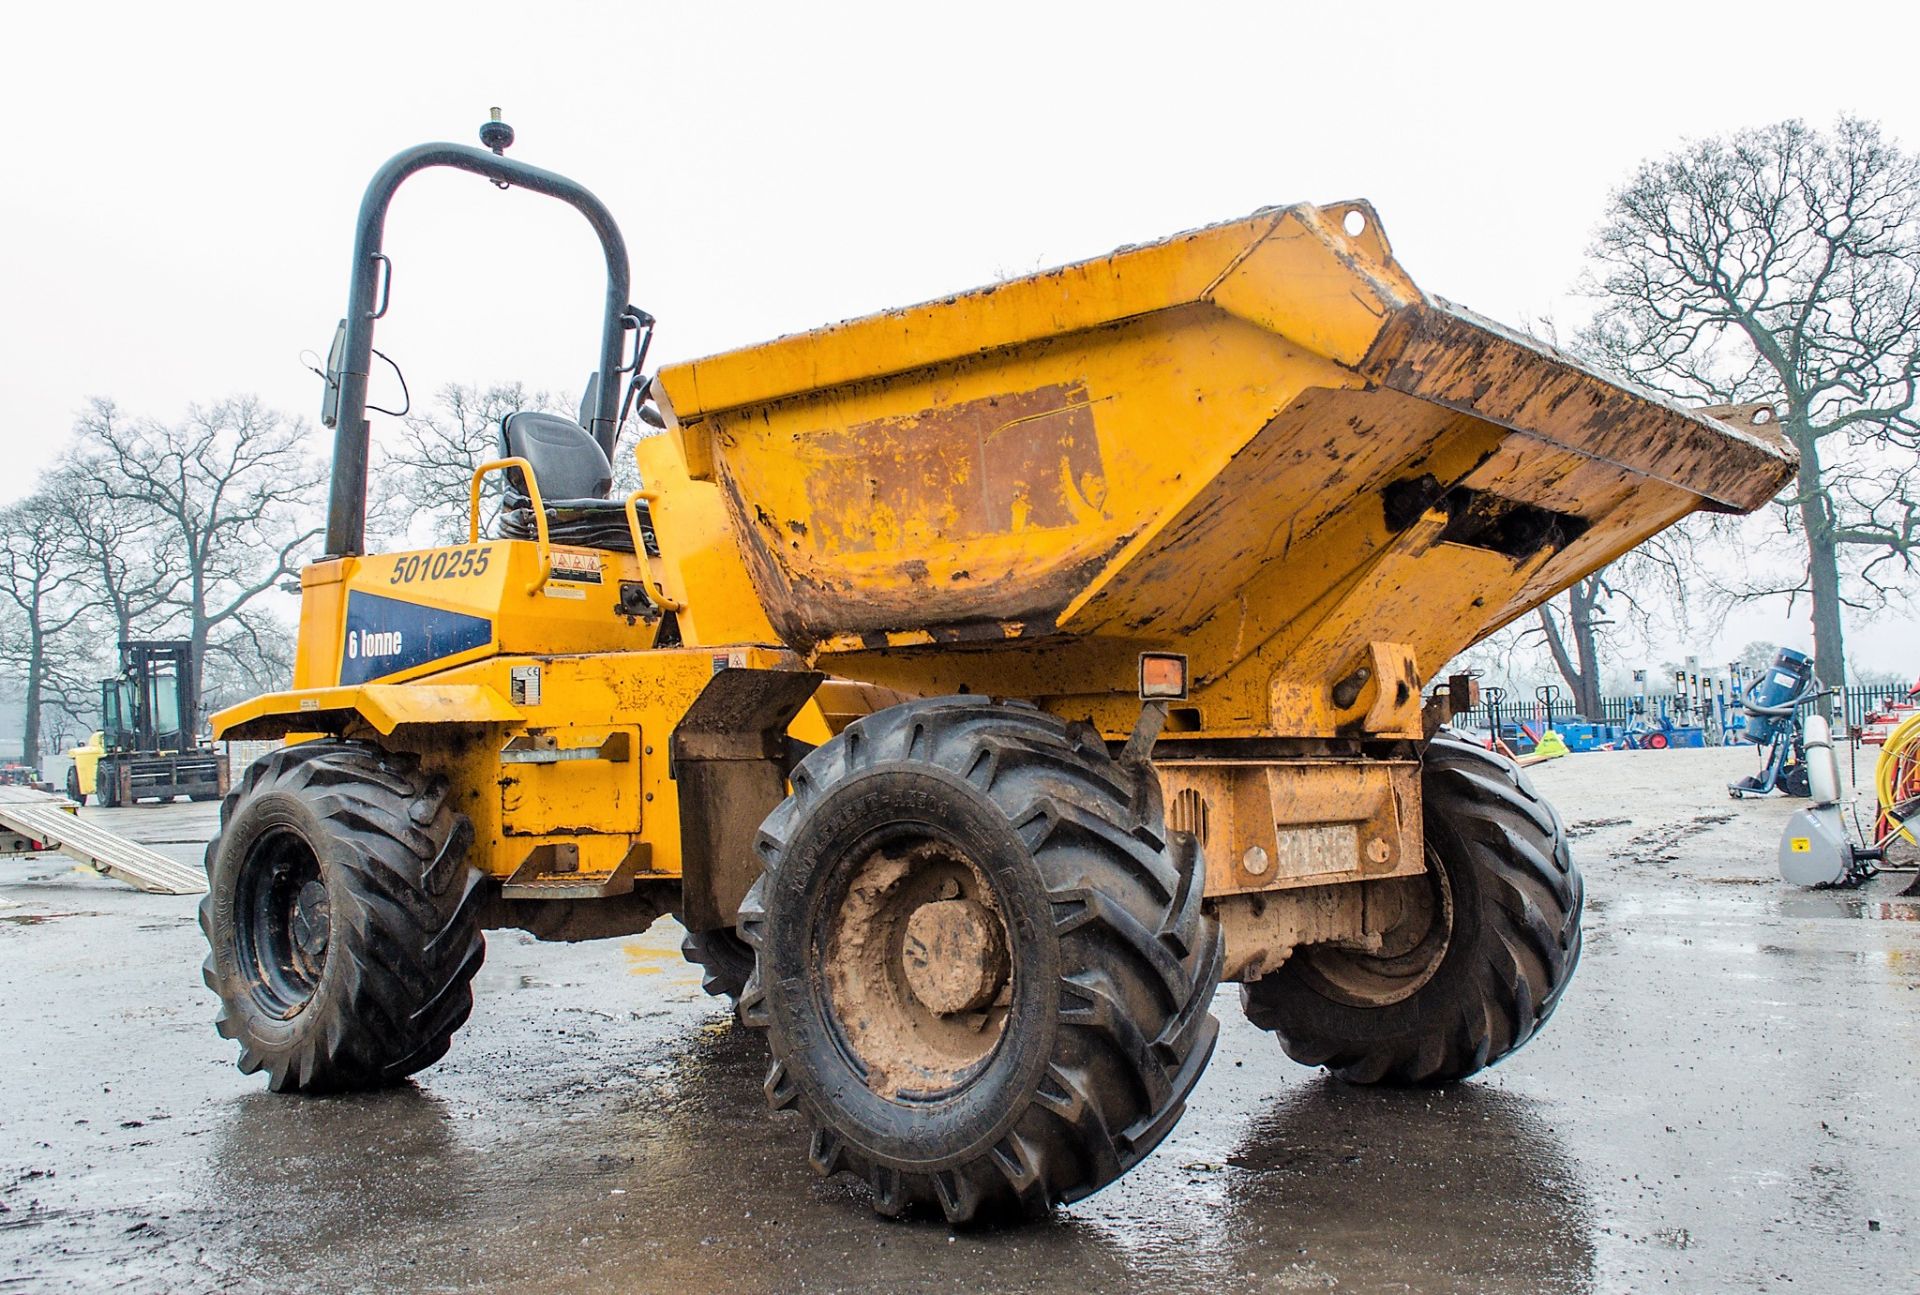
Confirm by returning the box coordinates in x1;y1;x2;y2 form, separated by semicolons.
738;698;1222;1224
1243;733;1581;1085
199;742;485;1093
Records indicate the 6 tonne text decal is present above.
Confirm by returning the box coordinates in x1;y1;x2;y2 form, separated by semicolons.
338;591;493;685
347;628;406;662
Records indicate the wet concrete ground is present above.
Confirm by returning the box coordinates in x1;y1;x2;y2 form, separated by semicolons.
2;746;1916;1293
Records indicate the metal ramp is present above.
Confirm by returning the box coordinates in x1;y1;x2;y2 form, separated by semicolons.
0;787;206;895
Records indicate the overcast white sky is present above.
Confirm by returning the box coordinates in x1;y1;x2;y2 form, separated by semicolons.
2;1;1915;676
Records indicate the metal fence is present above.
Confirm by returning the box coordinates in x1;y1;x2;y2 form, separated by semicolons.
1826;685;1911;730
1576;683;1910;731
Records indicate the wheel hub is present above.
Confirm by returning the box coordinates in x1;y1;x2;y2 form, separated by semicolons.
821;840;1013;1100
235;827;329;1020
902;897;1007;1016
291;880;331;958
1297;849;1454;1008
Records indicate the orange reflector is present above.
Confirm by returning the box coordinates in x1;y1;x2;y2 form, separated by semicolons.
1139;653;1189;701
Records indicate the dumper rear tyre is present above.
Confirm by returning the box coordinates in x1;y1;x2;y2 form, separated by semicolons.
738;698;1223;1225
681;925;755;1002
1243;732;1581;1085
199;741;485;1093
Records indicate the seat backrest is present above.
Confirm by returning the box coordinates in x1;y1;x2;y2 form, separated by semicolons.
499;412;613;502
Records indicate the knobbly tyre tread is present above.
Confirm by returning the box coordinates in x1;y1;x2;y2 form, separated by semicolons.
737;697;1224;1224
199;741;486;1093
680;925;755;1002
1243;730;1582;1085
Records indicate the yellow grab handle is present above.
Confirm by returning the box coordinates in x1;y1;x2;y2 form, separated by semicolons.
624;489;686;614
470;457;550;593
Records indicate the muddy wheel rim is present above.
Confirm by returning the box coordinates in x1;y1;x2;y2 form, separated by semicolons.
818;834;1013;1101
235;827;328;1019
1297;849;1454;1008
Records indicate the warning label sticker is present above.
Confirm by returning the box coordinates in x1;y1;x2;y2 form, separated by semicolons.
549;550;603;584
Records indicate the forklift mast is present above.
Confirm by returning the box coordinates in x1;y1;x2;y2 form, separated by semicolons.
102;640;197;755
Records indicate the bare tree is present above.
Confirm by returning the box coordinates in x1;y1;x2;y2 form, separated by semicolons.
1532;576;1606;719
199;613;297;714
44;454;179;646
1529;532;1696;718
1581;117;1920;698
375;382;570;547
77;396;323;730
0;494;98;767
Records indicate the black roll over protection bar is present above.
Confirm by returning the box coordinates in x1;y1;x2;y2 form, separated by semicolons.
320;111;636;559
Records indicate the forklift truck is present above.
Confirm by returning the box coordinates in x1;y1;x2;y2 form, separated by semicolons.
68;640;227;806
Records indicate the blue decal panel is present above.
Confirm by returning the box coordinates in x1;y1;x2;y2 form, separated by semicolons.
341;592;493;685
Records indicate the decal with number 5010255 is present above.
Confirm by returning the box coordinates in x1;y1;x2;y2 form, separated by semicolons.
390;546;491;585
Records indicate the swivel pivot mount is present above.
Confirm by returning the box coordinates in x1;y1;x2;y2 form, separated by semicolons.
480;109;514;190
480;107;515;155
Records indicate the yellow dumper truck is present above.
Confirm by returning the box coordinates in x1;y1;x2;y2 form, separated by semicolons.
203;119;1795;1223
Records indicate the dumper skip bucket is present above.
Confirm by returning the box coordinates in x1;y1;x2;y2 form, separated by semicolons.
654;203;1793;733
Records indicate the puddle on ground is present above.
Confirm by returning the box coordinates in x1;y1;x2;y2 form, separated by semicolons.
1;911;102;926
1772;887;1920;922
622;941;673;975
1829;897;1920;922
1612;886;1920;924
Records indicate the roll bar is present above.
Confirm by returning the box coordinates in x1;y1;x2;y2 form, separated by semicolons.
321;129;632;558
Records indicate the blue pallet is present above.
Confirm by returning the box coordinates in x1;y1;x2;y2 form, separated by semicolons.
1556;722;1626;752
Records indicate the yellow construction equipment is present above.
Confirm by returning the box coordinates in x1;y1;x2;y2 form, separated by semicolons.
203;117;1796;1224
67;641;227;806
65;732;103;804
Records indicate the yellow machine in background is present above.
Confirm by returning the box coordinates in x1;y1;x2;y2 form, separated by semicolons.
66;733;103;804
68;641;227;806
202;118;1795;1224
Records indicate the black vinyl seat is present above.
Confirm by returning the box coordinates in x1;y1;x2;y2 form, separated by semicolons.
498;412;656;554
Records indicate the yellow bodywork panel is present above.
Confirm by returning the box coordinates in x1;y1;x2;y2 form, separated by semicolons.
289;539;661;691
215;683;522;738
217;639;825;884
66;732;104;797
498;725;641;837
653;201;1796;740
1160;758;1423;896
633;433;785;649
